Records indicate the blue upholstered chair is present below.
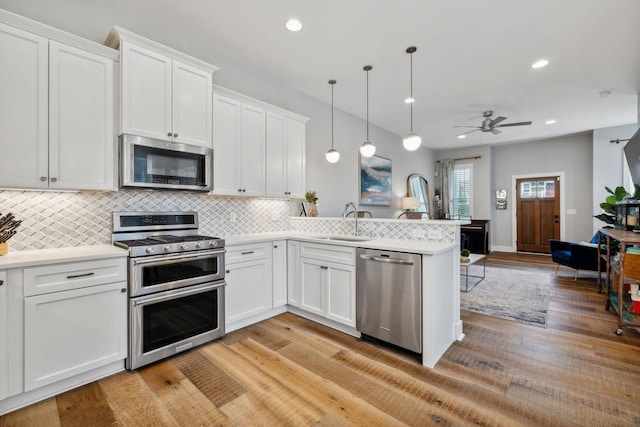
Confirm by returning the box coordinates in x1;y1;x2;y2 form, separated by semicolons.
549;234;608;280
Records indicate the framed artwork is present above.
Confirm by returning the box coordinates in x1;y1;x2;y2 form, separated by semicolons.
359;154;392;206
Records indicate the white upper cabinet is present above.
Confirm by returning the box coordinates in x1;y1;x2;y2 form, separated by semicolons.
49;41;115;190
212;86;307;199
108;27;216;148
266;113;307;199
0;17;117;191
211;93;265;196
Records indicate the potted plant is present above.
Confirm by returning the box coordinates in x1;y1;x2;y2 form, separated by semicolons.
305;191;319;217
460;248;471;263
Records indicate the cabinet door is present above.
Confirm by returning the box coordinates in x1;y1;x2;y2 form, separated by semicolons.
287;241;300;307
172;60;212;147
326;263;356;327
211;94;242;195
265;112;287;197
272;240;287;307
225;258;272;325
121;41;172;140
24;281;127;392
286;117;306;199
0;271;7;401
240;104;266;196
299;258;325;317
0;23;48;189
49;41;115;190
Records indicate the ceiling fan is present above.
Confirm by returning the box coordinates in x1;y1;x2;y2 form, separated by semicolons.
454;110;532;136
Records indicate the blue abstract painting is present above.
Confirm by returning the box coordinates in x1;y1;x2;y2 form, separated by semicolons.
359;155;392;206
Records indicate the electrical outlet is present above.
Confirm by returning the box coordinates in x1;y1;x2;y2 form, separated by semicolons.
427;229;443;240
229;212;237;223
412;229;426;239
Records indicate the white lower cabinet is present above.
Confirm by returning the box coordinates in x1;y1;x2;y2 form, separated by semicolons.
23;281;127;391
225;242;273;325
298;242;356;327
287;240;300;307
0;271;7;401
272;240;287;308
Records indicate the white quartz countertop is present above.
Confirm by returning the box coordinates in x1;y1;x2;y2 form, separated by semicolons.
225;231;456;255
0;244;129;269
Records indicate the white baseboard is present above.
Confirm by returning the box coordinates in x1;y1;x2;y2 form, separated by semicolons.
491;245;516;252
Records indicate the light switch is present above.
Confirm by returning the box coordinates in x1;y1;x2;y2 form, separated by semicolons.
567;209;577;215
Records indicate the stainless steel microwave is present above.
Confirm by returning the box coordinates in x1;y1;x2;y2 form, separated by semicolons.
120;134;212;192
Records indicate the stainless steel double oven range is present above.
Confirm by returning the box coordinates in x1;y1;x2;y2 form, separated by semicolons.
113;211;225;370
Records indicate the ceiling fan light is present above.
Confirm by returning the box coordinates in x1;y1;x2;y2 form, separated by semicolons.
325;148;340;163
545;119;556;125
404;97;415;104
531;59;549;69
403;133;421;151
360;141;376;157
285;19;302;32
457;134;466;139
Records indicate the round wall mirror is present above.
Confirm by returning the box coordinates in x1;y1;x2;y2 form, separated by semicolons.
407;174;432;219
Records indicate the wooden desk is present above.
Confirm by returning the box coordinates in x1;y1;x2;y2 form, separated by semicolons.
597;228;640;335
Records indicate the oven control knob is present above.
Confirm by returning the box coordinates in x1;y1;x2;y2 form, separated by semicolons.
180;243;189;250
164;245;172;252
195;242;203;249
209;241;218;247
145;247;155;254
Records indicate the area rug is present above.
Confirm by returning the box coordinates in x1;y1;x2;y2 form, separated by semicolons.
460;266;551;327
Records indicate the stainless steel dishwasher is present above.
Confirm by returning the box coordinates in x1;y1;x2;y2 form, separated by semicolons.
356;248;422;353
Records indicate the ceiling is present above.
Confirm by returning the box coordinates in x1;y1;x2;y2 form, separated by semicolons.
2;0;639;150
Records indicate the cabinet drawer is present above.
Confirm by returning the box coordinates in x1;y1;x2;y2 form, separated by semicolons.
24;258;127;296
226;242;270;264
300;242;356;265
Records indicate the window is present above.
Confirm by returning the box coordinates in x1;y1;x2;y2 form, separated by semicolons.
452;163;472;218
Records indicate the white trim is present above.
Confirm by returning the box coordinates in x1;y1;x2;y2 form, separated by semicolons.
510;172;565;252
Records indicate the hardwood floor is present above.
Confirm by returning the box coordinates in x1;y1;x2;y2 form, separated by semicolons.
2;252;640;426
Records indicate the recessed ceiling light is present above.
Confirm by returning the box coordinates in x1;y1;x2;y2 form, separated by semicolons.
404;97;415;104
285;19;302;32
531;59;549;69
457;134;466;139
545;119;556;125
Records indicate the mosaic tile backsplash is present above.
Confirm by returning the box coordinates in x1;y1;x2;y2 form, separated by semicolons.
0;190;291;251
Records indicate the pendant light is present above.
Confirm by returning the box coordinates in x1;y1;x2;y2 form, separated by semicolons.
403;46;422;151
326;80;340;163
360;65;376;158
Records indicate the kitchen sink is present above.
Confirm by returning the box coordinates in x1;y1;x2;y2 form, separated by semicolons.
313;235;374;242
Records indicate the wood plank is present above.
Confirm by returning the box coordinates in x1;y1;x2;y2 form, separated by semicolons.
0;398;61;427
55;381;116;426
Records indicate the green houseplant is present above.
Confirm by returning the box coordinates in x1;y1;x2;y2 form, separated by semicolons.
460;248;471;262
305;191;318;217
594;185;640;227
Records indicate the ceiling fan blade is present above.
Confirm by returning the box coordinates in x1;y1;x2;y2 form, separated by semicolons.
490;116;507;126
495;121;532;127
491;128;502;135
458;129;481;136
453;125;480;128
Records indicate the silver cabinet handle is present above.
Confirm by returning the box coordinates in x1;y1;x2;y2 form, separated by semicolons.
67;272;95;279
50;177;57;182
40;177;47;182
359;254;414;265
167;132;173;137
241;251;254;255
173;133;178;138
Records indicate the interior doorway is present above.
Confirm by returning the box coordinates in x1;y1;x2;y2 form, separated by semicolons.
515;175;561;253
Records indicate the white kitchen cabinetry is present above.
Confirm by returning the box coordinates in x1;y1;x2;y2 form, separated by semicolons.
106;27;217;148
265;113;307;199
211;94;266;196
0;20;116;190
272;240;287;308
0;271;7;401
287;240;300;307
22;258;127;392
298;242;356;327
225;242;273;325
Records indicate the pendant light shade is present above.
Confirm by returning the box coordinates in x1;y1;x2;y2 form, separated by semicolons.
325;80;340;163
403;46;421;151
360;65;376;158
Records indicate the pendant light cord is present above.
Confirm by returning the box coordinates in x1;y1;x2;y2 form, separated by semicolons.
410;51;413;132
366;68;369;141
331;83;334;149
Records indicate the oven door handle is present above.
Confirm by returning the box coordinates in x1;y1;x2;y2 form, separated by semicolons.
132;281;226;306
131;249;224;267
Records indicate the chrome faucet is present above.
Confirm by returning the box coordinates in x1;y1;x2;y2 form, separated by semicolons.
342;202;359;236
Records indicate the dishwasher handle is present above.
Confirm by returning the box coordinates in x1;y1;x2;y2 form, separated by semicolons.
359;253;414;265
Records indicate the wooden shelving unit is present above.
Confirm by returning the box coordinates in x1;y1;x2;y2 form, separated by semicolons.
598;228;640;335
